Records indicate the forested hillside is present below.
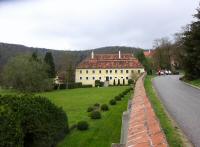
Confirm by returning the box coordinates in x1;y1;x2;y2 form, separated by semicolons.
0;42;142;74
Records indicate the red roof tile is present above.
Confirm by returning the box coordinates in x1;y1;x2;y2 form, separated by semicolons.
144;50;155;57
77;53;143;69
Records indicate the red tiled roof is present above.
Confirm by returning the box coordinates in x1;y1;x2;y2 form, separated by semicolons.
77;53;143;69
144;50;155;57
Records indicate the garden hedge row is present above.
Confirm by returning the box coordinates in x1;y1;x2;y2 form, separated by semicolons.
0;94;69;147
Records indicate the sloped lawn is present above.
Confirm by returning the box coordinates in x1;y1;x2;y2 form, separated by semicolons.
39;86;132;147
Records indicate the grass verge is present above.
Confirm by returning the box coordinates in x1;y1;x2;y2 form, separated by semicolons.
187;79;200;88
144;75;183;147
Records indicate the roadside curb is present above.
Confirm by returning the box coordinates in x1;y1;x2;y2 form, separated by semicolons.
182;81;200;90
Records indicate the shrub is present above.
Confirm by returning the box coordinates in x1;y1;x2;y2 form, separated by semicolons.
128;79;134;85
114;95;121;101
94;103;100;107
109;99;116;105
77;121;89;131
95;80;101;87
67;82;82;89
82;84;93;88
90;111;101;119
87;106;94;112
0;95;69;147
101;104;109;111
119;93;124;98
59;83;66;89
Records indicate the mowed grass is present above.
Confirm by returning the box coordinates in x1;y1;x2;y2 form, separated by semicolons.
0;86;132;147
39;86;129;125
39;86;131;147
144;76;183;147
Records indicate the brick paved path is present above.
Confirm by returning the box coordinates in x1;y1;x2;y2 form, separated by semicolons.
126;74;168;147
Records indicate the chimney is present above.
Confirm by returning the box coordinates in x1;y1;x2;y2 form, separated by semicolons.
119;50;121;59
91;51;94;59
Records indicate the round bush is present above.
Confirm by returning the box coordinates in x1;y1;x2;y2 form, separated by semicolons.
115;95;121;101
77;121;89;131
87;106;93;112
0;95;69;147
90;111;101;119
101;104;109;111
94;103;100;107
109;99;116;105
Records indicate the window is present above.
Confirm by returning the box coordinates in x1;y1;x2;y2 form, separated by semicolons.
86;70;89;74
99;70;101;74
126;70;129;73
99;77;102;80
106;70;108;74
110;77;112;80
92;70;95;74
138;70;141;74
93;77;95;80
126;77;128;80
115;70;117;73
80;70;82;74
86;77;89;80
121;70;123;73
110;70;112;73
80;77;82;80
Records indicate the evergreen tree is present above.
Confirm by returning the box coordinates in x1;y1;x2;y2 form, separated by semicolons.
183;7;200;79
44;52;56;78
32;51;39;62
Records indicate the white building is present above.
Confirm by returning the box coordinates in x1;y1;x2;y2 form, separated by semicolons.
75;51;145;86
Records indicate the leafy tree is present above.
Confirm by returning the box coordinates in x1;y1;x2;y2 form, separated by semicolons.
135;51;152;74
2;55;52;92
182;7;200;79
44;52;56;78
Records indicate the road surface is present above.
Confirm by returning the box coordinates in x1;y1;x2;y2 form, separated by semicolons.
153;75;200;147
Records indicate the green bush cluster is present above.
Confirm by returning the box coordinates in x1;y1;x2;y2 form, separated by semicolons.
95;80;104;87
109;99;116;105
0;94;69;147
77;121;89;131
101;104;109;111
90;111;101;119
54;82;93;90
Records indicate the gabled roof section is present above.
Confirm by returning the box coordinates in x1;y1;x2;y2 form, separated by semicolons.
76;53;143;69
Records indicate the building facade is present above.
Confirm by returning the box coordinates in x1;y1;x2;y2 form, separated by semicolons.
75;51;145;86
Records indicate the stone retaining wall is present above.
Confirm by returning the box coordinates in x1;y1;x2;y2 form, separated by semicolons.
126;74;168;147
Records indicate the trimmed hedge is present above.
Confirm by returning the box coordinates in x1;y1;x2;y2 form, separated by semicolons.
101;104;109;111
114;95;121;101
90;111;101;119
0;94;69;147
77;121;89;131
109;99;116;105
87;106;94;112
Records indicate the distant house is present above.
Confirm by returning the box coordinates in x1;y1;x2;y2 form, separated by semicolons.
75;51;145;87
143;49;154;58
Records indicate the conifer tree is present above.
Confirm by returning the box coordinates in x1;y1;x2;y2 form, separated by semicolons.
44;52;56;78
183;7;200;79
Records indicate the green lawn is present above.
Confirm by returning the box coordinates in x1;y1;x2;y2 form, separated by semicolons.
1;86;131;147
144;76;183;147
42;86;132;147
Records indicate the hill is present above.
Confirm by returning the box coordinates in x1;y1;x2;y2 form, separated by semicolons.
0;42;143;81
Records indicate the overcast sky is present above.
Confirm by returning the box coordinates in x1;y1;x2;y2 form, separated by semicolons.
0;0;199;50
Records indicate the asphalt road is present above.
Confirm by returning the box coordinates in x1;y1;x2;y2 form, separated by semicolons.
153;75;200;147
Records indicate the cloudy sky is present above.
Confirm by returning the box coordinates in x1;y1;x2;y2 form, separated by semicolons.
0;0;199;50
